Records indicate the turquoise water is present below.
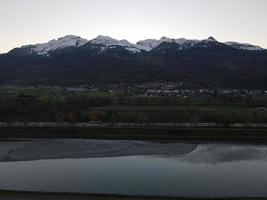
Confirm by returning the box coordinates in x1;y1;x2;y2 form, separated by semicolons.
1;143;267;197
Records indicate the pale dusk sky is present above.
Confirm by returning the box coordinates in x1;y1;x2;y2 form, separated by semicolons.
0;0;266;53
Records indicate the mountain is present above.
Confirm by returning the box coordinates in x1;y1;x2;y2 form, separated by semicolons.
224;42;263;51
12;35;88;56
0;35;266;88
7;35;265;56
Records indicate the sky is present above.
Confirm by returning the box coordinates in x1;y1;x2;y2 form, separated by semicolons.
0;0;267;53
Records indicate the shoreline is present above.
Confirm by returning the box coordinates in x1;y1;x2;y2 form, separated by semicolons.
1;126;267;143
0;190;267;200
1;190;267;200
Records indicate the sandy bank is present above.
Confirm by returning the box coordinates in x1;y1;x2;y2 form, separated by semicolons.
0;139;197;162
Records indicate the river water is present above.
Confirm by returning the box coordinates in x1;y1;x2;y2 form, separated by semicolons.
0;140;267;197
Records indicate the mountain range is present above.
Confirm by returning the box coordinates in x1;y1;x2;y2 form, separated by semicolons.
0;35;266;88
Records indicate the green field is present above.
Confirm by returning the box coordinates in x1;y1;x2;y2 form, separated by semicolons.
0;86;267;124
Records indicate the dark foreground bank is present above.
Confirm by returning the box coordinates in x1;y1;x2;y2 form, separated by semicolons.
0;191;267;200
1;126;267;142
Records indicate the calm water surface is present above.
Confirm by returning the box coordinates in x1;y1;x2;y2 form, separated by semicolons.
1;142;267;197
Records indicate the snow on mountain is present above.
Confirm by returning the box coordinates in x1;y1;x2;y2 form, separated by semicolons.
136;37;218;51
136;37;174;51
90;35;129;46
225;42;263;51
89;35;141;53
174;38;200;49
175;38;200;45
27;35;88;55
16;35;265;56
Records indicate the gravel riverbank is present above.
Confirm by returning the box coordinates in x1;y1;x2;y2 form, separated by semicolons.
0;139;197;162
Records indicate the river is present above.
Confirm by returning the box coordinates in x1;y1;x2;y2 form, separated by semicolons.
0;139;267;197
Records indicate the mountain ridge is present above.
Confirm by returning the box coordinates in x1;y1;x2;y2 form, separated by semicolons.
6;35;265;56
0;35;266;89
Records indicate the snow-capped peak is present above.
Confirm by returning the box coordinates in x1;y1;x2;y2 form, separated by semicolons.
90;35;132;46
160;36;173;41
90;35;117;45
136;37;174;51
175;38;200;47
30;35;88;55
89;35;141;53
16;35;265;55
224;41;263;51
